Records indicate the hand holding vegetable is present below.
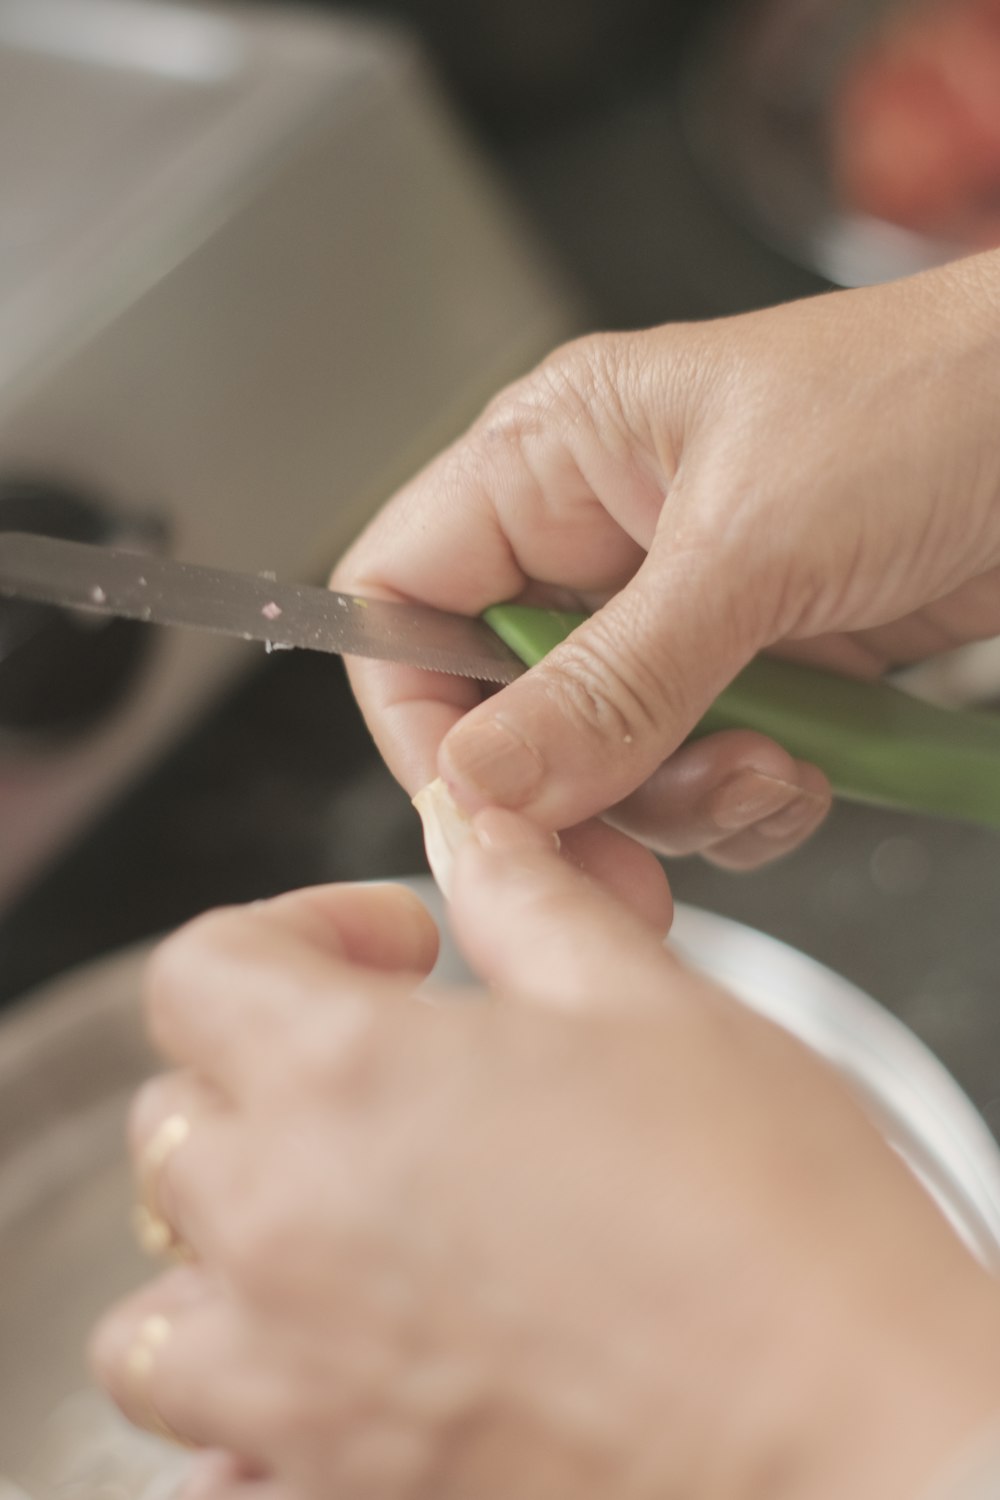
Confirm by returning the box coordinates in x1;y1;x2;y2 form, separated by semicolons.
336;250;1000;880
91;822;1000;1500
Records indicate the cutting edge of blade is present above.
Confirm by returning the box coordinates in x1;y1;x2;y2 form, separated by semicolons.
342;636;525;684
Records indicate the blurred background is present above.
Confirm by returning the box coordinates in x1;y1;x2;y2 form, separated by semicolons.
3;0;1000;1123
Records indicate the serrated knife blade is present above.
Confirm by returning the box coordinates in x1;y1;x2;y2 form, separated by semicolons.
0;533;526;684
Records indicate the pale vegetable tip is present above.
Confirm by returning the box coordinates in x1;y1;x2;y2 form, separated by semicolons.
413;778;474;900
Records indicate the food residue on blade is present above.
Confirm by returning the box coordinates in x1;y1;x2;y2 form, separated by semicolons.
90;586;107;604
261;601;283;621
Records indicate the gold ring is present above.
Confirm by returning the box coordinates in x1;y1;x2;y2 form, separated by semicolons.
132;1114;193;1262
125;1313;192;1448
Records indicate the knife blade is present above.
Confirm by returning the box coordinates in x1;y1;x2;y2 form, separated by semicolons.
0;532;526;684
8;530;1000;832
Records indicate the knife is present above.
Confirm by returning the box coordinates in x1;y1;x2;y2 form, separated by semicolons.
4;530;1000;831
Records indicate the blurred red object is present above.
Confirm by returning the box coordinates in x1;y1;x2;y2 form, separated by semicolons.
833;0;1000;247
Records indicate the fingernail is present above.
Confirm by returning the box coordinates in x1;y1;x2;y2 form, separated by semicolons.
441;718;544;810
754;791;825;841
472;808;561;857
710;770;802;832
413;779;473;900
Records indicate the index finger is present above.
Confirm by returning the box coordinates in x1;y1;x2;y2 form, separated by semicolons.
145;884;439;1097
332;343;660;795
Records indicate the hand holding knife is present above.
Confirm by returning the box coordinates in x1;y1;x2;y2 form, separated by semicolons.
3;530;1000;830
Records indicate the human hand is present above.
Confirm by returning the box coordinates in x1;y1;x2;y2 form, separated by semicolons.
92;826;1000;1500
335;250;1000;883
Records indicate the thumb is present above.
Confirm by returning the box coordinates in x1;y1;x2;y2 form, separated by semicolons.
447;808;688;1013
438;543;761;830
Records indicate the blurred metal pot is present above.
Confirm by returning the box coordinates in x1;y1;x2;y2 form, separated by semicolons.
682;0;1000;285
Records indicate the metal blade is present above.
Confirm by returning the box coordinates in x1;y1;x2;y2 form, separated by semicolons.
0;533;526;683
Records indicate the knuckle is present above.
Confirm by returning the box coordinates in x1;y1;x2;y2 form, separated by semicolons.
473;354;566;445
143;928;188;1008
544;624;674;752
142;932;194;1047
474;378;550;454
218;1166;369;1307
476;332;635;447
284;996;384;1098
215;1189;288;1298
476;375;529;437
539;654;638;752
558;331;653;443
143;908;241;1039
540;333;633;429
